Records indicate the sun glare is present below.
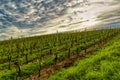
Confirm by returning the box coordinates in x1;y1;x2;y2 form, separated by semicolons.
82;19;98;27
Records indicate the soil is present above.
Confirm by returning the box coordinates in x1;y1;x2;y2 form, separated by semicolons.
28;34;117;80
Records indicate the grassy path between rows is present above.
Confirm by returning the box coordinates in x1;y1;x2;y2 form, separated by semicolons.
42;34;120;80
28;33;119;80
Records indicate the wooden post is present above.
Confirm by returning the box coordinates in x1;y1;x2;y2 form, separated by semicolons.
14;61;21;77
8;55;12;70
54;54;58;63
68;48;70;58
76;48;79;57
84;42;87;53
38;58;41;77
25;54;28;64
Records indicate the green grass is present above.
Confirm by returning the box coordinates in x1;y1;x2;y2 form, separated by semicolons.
0;29;119;79
43;34;120;80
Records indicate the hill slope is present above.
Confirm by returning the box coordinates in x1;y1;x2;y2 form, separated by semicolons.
44;33;120;80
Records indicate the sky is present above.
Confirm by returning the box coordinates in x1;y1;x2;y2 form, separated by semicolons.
0;0;120;40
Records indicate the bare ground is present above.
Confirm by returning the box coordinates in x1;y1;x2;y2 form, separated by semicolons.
29;35;116;80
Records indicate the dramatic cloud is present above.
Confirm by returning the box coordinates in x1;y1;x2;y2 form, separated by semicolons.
0;0;120;40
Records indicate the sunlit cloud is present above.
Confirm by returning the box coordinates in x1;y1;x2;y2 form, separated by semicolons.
0;0;120;40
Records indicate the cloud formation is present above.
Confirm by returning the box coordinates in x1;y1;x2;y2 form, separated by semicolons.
0;0;120;40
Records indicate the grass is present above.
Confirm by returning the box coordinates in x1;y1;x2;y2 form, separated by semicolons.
43;33;120;80
0;29;119;79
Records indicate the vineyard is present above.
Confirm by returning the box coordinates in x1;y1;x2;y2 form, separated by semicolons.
0;28;120;80
44;29;120;80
